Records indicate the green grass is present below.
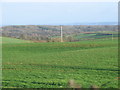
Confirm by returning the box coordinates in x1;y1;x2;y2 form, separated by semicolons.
2;37;119;88
73;33;118;40
2;37;32;43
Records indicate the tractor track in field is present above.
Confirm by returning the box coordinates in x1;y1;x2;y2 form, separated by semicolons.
2;68;119;71
2;63;119;72
3;80;64;86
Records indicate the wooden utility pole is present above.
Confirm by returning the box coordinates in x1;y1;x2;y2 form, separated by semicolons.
60;25;63;42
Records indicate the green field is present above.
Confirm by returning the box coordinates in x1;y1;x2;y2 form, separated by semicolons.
51;32;118;42
73;33;118;40
2;37;32;44
2;37;119;88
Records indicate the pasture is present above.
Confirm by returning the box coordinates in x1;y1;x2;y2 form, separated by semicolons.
2;37;119;88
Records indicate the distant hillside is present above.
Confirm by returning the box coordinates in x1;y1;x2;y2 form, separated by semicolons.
64;22;118;25
1;25;118;42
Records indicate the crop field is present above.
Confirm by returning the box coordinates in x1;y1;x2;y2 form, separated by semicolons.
73;32;118;40
2;36;119;88
51;32;118;41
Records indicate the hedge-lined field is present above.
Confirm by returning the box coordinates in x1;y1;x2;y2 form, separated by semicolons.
2;37;119;88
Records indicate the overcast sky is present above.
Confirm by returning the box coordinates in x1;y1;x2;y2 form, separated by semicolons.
1;1;118;26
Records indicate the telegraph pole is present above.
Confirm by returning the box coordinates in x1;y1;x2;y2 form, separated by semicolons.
60;25;63;42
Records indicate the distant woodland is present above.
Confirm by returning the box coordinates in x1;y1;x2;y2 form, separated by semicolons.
1;25;118;42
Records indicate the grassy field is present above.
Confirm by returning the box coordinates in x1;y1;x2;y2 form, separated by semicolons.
73;33;118;40
51;32;118;41
2;37;119;88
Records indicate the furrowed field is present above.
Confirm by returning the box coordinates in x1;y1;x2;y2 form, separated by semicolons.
2;37;119;88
